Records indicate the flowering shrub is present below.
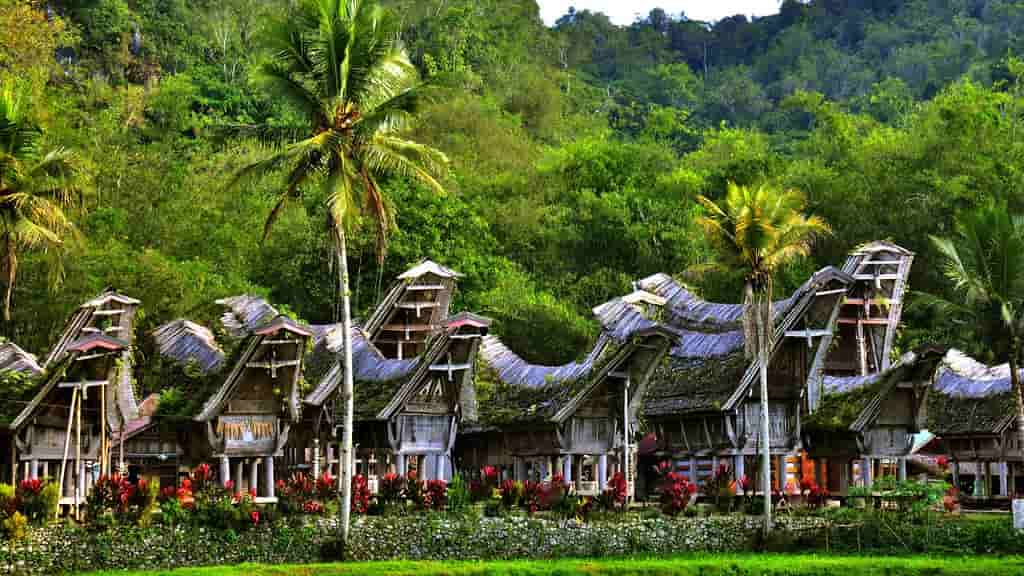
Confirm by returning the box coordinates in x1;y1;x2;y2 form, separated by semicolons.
352;474;370;514
379;472;405;506
85;475;158;527
499;479;522;510
800;477;828;509
278;472;335;517
655;461;697;516
16;478;59;524
423;480;447;511
597;472;628;512
703;463;735;512
470;466;499;502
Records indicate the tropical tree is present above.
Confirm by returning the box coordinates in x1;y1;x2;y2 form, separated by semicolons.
0;85;86;324
920;201;1024;465
231;0;447;552
696;182;829;532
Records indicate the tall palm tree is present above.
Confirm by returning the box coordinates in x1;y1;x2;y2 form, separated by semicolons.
921;201;1024;467
231;0;447;552
696;182;829;533
0;85;85;324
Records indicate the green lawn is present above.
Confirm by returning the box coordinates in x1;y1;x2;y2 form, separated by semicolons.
82;555;1024;576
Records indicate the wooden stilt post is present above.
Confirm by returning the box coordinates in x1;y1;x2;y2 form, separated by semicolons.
59;386;79;502
100;379;107;478
74;387;83;520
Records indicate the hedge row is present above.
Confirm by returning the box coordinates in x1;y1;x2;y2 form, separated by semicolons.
1;514;1019;574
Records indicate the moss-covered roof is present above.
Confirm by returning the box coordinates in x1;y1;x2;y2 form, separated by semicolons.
804;375;887;433
925;351;1019;436
643;351;748;417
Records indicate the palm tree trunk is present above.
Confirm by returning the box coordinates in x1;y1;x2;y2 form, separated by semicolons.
757;290;773;535
3;238;15;324
333;225;355;557
1011;349;1024;498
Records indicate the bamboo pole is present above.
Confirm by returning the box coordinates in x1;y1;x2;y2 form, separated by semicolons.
74;386;82;521
58;386;79;501
100;379;107;478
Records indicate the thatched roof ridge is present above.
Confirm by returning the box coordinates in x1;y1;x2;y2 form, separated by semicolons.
302;324;417;408
397;259;462;280
0;343;42;376
152;320;225;374
217;295;279;338
926;350;1020;436
635;273;796;333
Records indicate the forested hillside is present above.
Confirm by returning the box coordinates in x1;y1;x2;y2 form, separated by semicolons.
1;0;1023;390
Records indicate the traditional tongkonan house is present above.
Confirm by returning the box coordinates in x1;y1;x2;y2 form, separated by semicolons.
302;260;489;487
8;290;141;509
0;342;43;482
458;292;676;497
194;297;313;501
114;319;228;486
636;266;853;493
802;347;944;495
922;350;1024;500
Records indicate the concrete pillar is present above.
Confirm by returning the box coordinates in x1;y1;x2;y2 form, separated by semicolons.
563;455;573;483
598;454;608;489
514;458;526;482
898;458;908;482
41;461;49;481
862;457;873;487
63;464;73;497
29;459;38;480
220;456;230;487
234;460;244;491
688;457;697;483
249;459;259;496
777;455;787;492
396;453;406;476
313;439;321;478
265;456;275;498
1000;462;1009;497
735;455;746;494
951;460;961;492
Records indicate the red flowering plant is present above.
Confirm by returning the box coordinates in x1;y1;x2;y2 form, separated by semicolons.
498;479;522;510
471;465;500;502
702;463;735;513
277;472;327;516
351;474;371;514
316;472;337;500
522;481;544;514
654;461;697;516
406;470;427;509
596;472;628;512
85;475;158;527
423;479;447;511
379;472;406;507
543;473;569;511
800;477;828;509
16;478;59;523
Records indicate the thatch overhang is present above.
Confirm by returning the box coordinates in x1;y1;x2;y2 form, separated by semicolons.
217;294;279;339
152;319;226;374
925;350;1020;437
8;354;75;431
640;266;854;419
474;296;677;429
804;347;944;435
0;343;42;376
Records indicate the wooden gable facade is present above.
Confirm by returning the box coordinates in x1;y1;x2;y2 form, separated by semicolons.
195;313;312;500
8;290;140;507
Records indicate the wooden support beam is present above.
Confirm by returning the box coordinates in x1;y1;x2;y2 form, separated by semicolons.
58;380;109;389
837;318;891;325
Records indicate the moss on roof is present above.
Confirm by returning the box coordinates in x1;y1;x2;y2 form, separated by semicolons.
926;390;1015;436
804;378;887;433
643;351;748;417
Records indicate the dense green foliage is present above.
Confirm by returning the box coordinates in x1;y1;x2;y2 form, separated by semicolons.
2;0;1024;384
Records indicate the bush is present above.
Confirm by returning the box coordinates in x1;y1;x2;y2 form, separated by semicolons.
19;478;59;523
352;475;370;514
3;511;26;541
447;475;471;512
86;475;158;528
597;472;628;512
654;461;697;516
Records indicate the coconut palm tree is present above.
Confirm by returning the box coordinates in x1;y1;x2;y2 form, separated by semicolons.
696;182;829;533
0;85;85;324
920;201;1024;465
231;0;447;552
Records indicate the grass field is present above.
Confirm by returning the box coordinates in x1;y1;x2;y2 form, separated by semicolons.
82;554;1024;575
